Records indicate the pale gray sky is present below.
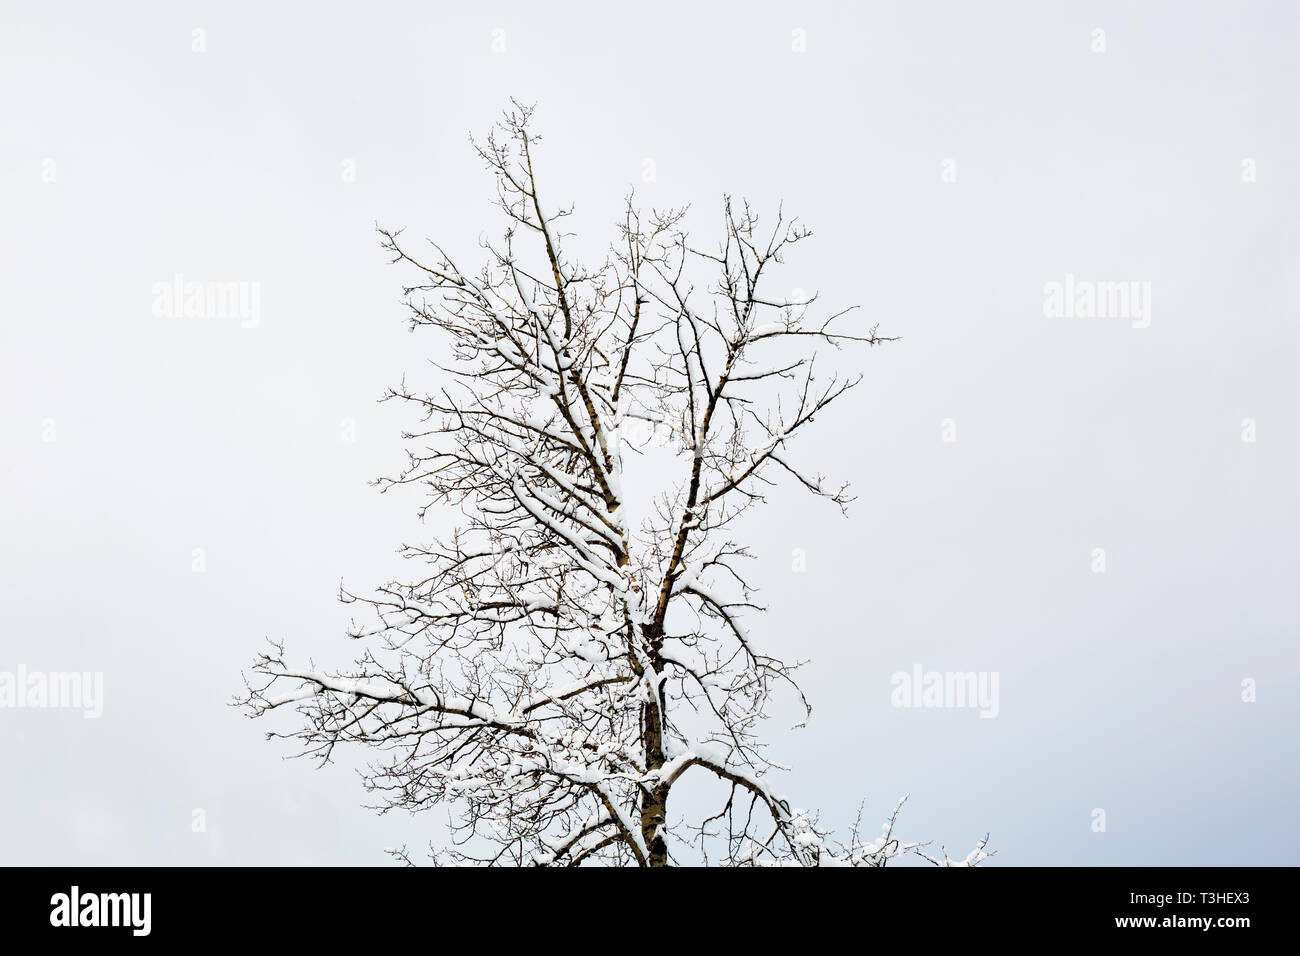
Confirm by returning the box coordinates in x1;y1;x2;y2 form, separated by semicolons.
2;0;1297;864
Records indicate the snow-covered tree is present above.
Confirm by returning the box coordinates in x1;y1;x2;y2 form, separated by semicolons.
240;103;988;867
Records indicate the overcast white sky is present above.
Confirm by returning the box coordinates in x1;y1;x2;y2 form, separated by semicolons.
2;1;1297;865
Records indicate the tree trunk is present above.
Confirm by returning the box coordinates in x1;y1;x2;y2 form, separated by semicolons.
641;625;669;866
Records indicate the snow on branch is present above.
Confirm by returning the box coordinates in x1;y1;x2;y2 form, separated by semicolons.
238;102;986;868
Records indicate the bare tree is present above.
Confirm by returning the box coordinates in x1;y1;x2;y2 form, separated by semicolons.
239;103;988;868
